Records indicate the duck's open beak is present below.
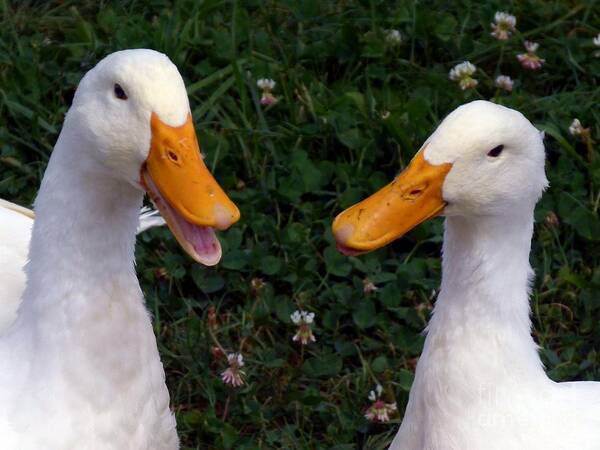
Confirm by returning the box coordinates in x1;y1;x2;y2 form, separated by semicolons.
332;149;452;255
141;112;240;266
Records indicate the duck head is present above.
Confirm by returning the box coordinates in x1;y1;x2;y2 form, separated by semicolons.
332;100;548;255
67;49;240;265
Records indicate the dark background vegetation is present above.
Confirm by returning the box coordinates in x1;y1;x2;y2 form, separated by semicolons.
0;1;599;448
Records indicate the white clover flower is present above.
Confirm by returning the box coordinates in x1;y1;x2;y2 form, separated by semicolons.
495;75;514;92
449;62;476;79
367;384;383;401
290;310;302;324
449;61;478;90
363;278;379;294
364;384;396;422
233;353;244;366
257;78;277;105
569;119;584;136
524;41;539;53
495;11;517;26
593;34;600;57
386;29;402;46
517;41;545;70
490;11;517;40
221;352;245;387
449;61;476;79
256;78;276;90
290;310;316;345
291;310;314;324
365;401;397;422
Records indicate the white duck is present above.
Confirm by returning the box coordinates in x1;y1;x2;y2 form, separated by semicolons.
0;49;240;449
333;101;600;450
0;199;165;332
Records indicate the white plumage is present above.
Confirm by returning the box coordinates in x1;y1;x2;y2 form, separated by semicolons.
390;102;600;450
334;101;600;450
0;49;239;449
0;201;33;333
0;199;164;334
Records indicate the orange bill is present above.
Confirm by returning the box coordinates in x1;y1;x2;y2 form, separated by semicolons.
332;149;452;255
141;112;240;265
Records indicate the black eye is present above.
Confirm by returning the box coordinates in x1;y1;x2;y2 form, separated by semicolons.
114;83;128;100
487;145;504;157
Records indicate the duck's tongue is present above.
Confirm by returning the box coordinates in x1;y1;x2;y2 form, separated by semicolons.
142;168;222;266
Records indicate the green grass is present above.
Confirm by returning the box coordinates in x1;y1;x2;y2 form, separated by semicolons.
1;1;599;448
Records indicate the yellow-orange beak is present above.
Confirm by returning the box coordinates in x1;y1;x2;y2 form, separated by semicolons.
141;112;240;265
332;149;452;255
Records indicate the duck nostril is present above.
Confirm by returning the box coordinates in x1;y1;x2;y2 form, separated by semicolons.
167;151;179;162
403;185;426;199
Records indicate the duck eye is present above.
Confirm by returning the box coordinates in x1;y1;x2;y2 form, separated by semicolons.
114;83;128;100
487;145;504;157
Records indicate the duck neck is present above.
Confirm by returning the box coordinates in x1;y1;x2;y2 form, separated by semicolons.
8;129;176;443
424;211;545;380
19;128;143;324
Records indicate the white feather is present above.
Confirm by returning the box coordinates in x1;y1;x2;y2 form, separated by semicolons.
390;101;600;450
0;49;187;449
0;205;32;333
137;206;166;233
0;200;164;335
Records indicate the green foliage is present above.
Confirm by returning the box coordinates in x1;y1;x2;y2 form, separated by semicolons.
1;1;599;448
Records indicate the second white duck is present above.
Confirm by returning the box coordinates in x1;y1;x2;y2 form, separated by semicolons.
333;101;600;450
